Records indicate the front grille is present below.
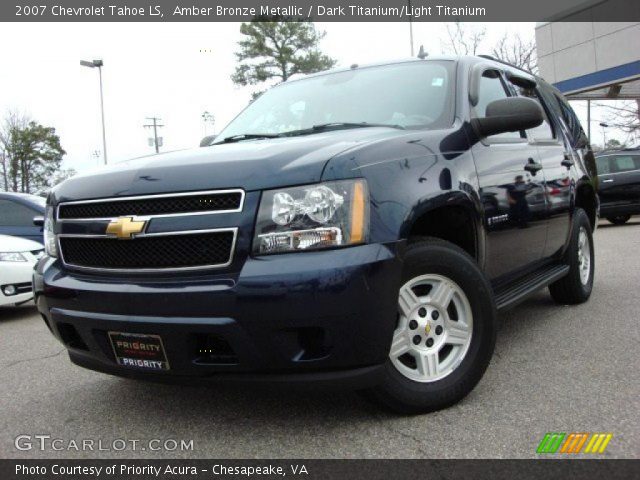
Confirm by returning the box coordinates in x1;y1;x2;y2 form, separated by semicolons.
59;231;235;270
58;191;243;219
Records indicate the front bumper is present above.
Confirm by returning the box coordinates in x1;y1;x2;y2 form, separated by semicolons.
34;242;402;388
0;290;33;306
1;261;36;306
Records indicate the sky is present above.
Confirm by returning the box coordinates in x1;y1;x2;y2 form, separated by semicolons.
0;21;628;174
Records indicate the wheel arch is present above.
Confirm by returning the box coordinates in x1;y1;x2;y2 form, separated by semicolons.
401;192;484;265
575;179;598;231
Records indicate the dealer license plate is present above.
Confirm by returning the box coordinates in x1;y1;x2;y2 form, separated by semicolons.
108;332;170;371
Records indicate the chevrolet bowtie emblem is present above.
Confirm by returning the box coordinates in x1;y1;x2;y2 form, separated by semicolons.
106;216;147;239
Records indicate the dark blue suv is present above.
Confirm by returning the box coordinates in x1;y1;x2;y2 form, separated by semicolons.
34;56;598;413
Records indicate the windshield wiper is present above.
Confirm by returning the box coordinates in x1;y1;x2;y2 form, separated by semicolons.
283;122;406;137
219;133;282;143
313;122;406;131
220;123;406;143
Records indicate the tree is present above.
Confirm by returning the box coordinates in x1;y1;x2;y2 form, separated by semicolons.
440;24;538;74
491;33;538;73
231;17;336;94
441;22;486;56
2;119;66;194
596;100;640;144
0;110;29;191
605;138;624;150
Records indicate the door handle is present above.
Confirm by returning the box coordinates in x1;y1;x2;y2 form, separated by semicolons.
561;152;575;168
561;159;575;168
524;159;542;174
602;178;614;183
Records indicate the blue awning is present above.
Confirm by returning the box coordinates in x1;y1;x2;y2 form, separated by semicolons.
554;60;640;96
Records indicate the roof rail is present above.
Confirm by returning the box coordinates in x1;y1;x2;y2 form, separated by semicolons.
476;54;534;75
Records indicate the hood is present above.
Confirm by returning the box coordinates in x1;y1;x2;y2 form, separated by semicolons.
52;128;406;203
0;234;43;252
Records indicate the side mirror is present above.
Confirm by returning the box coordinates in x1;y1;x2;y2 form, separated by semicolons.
33;216;44;227
200;135;217;147
472;97;544;138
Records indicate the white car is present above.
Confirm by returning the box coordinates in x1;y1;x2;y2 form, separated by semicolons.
0;234;43;307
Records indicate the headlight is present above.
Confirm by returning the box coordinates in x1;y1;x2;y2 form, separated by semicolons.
0;252;28;262
44;206;58;257
253;179;369;254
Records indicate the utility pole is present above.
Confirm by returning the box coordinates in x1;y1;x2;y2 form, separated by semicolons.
144;117;164;153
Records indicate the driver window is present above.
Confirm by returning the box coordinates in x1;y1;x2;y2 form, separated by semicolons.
476;71;522;140
514;85;555;142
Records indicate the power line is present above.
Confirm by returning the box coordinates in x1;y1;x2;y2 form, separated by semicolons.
143;117;164;153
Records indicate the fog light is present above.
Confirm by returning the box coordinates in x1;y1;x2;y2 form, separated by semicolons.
3;285;17;296
257;227;342;254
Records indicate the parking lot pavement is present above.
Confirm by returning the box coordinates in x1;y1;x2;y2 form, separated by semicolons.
1;219;638;460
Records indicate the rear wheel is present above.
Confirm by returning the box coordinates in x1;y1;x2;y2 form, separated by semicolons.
606;215;631;225
549;208;594;304
364;238;496;414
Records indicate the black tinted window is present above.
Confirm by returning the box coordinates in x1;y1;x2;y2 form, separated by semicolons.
540;85;588;147
476;71;521;140
515;86;555;141
612;155;640;172
0;199;38;226
596;154;640;174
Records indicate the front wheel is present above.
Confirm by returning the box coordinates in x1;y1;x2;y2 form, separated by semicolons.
606;215;631;225
364;238;496;414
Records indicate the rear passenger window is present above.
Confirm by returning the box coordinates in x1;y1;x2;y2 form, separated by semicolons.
476;71;521;140
515;86;555;141
613;155;640;172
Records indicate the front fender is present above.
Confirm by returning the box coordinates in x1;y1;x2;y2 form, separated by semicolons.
321;129;481;248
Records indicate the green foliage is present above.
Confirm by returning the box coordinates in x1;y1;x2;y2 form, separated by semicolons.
232;17;336;91
3;121;67;194
605;138;626;150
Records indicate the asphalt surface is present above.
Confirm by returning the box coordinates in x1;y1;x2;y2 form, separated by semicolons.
1;219;638;459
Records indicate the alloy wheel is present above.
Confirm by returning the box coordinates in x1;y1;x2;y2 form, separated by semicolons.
577;226;591;285
390;274;473;383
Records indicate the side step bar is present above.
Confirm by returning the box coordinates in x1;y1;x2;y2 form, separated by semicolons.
493;264;570;311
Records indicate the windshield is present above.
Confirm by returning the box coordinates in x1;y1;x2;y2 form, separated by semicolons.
216;61;454;141
31;196;47;207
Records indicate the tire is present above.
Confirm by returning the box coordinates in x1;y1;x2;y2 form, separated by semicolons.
549;208;594;305
606;215;631;225
363;237;496;414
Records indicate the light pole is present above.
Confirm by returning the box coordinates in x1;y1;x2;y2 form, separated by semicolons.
80;59;108;165
408;0;414;56
599;122;609;149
